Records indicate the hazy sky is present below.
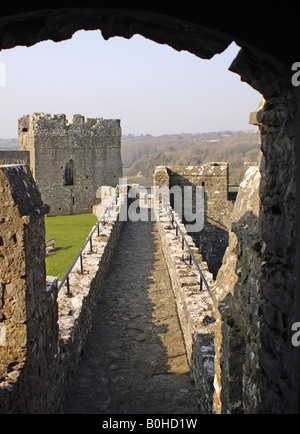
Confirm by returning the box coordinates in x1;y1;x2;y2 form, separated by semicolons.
0;30;262;138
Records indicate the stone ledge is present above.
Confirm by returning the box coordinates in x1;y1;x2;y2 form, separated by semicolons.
155;201;216;413
52;197;125;412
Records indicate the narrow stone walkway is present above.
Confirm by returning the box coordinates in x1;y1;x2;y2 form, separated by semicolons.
66;216;200;414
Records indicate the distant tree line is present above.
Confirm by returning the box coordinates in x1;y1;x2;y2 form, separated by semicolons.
121;130;260;185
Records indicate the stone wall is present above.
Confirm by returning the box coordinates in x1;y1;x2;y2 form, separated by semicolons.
255;94;296;413
0;164;125;413
0;164;52;413
213;93;297;414
0;151;29;166
50;193;125;413
154;193;216;412
213;165;262;413
154;164;234;278
18;113;123;217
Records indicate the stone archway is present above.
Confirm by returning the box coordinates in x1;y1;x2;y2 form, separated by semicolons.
0;5;298;414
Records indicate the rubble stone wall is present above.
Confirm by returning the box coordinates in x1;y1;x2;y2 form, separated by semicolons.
213;93;297;414
0;164;125;413
18;113;123;217
154;194;216;413
0;151;30;166
154;164;234;278
213;165;262;414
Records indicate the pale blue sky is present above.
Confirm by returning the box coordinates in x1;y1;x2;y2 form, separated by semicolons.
0;30;261;138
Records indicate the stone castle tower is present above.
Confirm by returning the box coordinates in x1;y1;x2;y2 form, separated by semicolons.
18;113;123;216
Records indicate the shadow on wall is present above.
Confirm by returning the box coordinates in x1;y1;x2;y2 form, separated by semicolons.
193;215;229;280
212;158;295;413
214;209;262;414
169;173;229;279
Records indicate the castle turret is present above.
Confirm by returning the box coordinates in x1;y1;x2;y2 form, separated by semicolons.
18;113;123;216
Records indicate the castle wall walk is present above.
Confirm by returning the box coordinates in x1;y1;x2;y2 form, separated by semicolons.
66;214;199;414
0;168;211;413
1;127;295;413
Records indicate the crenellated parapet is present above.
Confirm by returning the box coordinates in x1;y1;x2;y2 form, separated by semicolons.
17;113;123;216
18;113;121;149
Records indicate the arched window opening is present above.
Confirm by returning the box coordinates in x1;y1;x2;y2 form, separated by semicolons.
64;161;74;186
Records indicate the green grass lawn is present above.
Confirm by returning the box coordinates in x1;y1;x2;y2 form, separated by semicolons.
45;213;98;280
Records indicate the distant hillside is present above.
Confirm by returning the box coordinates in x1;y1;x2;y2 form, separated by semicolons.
121;130;260;185
0;132;260;185
0;138;18;150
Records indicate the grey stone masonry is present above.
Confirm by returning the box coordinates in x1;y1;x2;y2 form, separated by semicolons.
154;164;234;278
0;164;51;413
0;165;125;413
18;113;123;216
213;165;262;414
154;194;215;413
0;151;29;166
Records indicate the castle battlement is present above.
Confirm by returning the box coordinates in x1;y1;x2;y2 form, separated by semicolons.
166;162;228;178
17;112;123;216
18;113;121;148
